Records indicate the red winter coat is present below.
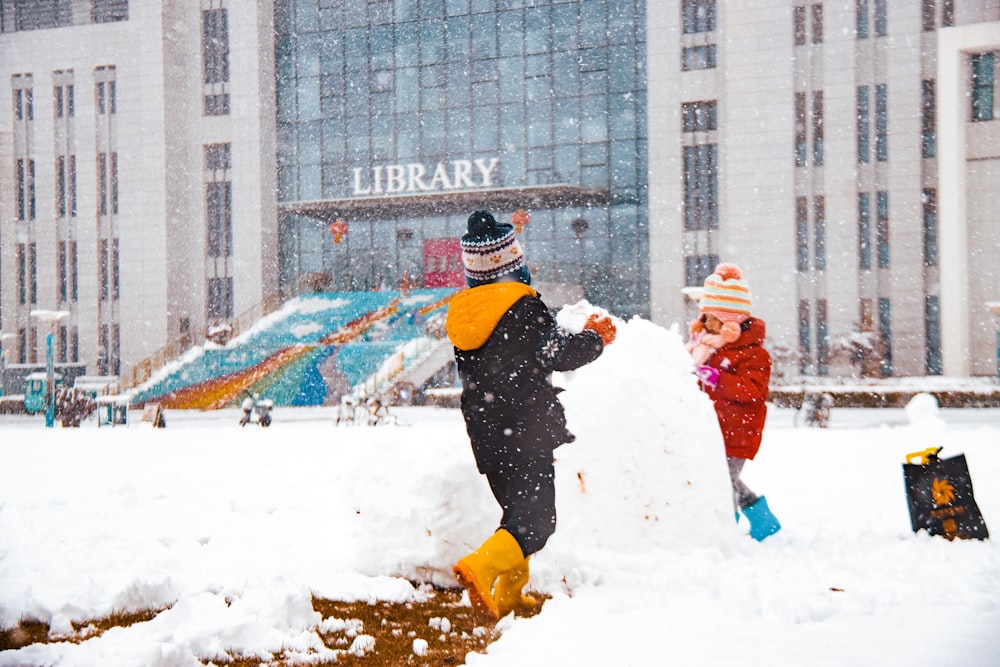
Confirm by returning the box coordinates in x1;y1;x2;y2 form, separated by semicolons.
698;318;771;460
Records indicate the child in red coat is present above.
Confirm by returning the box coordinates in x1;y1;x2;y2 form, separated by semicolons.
687;263;781;541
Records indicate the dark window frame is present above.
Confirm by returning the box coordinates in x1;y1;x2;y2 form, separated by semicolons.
682;0;716;34
681;44;717;71
858;193;872;270
683;143;718;231
972;52;995;122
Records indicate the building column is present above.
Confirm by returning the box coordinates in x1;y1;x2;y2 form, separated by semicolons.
937;22;1000;376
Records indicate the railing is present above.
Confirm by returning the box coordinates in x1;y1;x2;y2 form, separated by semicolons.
123;292;283;390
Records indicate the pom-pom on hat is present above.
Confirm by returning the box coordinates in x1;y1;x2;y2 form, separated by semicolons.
699;263;752;322
461;210;531;287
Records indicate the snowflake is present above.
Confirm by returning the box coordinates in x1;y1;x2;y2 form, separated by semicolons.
539;336;562;360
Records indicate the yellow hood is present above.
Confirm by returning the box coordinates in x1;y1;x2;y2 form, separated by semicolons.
446;282;538;351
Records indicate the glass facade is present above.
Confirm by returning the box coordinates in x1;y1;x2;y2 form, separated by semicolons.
275;0;648;318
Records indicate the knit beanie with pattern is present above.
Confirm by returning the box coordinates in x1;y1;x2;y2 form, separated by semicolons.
699;263;752;323
461;210;531;288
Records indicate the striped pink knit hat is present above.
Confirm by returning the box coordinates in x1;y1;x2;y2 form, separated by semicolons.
699;263;753;323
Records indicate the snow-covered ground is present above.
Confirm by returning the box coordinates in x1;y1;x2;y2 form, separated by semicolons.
1;316;998;666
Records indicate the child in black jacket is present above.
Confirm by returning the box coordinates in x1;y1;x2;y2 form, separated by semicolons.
446;210;615;621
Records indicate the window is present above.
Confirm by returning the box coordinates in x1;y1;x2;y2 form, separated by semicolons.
99;238;109;301
203;9;229;83
16;158;25;219
812;90;824;166
206;182;233;257
858;193;871;270
922;189;937;267
111;152;118;215
682;45;716;71
28;243;37;304
794;6;806;46
26;159;35;219
796;197;809;271
16;329;26;365
683;144;718;231
798;300;811;372
92;0;128;23
875;83;888;161
97;153;108;215
811;4;823;44
99;325;108;374
856;0;869;39
925;295;942;375
69;155;77;216
876;191;889;269
941;0;954;27
921;0;935;32
795;92;807;167
204;94;230;115
111;324;120;375
203;8;230;116
685;254;719;287
56;155;66;217
58;241;67;302
204;143;231;171
69;241;78;301
17;244;26;305
208;277;234;320
817;299;828;375
15;158;36;220
878;297;892;376
874;0;887;36
10;1;72;31
28;328;37;364
921;79;935;158
682;0;715;34
58;326;67;363
972;53;995;122
682;101;717;132
96;238;121;301
112;238;120;301
12;81;34;121
95;67;117;115
814;196;826;270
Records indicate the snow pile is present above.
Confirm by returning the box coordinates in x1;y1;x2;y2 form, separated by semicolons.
904;392;947;431
323;312;731;588
549;317;734;557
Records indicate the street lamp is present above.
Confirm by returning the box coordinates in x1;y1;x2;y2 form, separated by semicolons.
30;310;70;428
0;332;15;398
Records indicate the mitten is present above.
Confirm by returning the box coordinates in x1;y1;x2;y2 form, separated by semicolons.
695;365;720;389
583;314;616;346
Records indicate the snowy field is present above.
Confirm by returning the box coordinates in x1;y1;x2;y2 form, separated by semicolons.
1;317;998;666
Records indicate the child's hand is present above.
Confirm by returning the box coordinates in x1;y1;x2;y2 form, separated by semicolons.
695;365;719;389
584;314;616;346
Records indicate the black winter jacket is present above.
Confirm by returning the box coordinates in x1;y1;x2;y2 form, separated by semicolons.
446;282;604;473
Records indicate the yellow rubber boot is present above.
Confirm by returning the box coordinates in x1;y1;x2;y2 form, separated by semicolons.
453;529;524;622
494;556;538;617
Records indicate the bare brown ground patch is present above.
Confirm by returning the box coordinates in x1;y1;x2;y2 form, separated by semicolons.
0;607;165;650
0;586;546;666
